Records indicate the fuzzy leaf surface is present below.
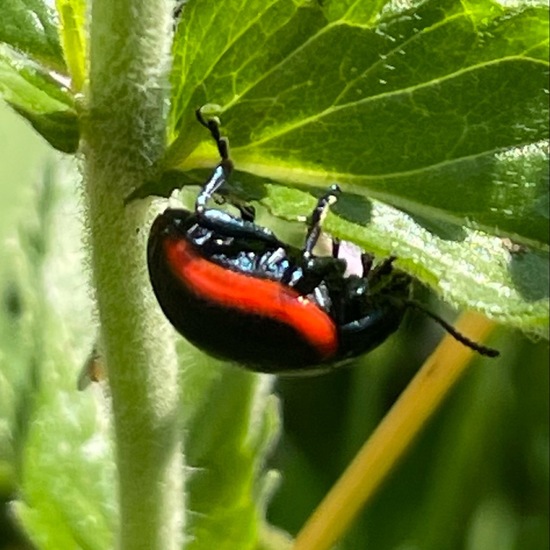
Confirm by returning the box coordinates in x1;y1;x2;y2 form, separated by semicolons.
2;164;115;550
179;345;280;550
0;44;77;152
0;0;65;71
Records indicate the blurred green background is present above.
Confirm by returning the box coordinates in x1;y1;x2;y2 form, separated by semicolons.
0;102;52;550
0;101;548;550
0;104;45;548
0;104;51;243
269;318;549;549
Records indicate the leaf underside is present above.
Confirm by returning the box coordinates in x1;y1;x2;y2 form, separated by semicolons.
162;0;549;336
0;1;78;153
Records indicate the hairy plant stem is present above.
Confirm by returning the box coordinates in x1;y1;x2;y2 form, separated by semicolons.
83;2;183;549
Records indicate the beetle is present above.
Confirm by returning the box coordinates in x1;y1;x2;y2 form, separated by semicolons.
147;109;499;374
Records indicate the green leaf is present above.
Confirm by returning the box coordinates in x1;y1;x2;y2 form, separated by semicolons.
10;104;79;153
0;2;83;151
167;0;548;248
14;361;116;550
134;0;549;336
0;44;78;152
1;162;116;550
180;344;280;550
55;0;86;91
0;0;65;72
265;185;549;337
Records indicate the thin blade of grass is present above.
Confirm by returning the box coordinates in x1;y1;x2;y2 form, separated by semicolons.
293;312;498;550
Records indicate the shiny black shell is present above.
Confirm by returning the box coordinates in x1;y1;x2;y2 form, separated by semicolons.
147;207;411;374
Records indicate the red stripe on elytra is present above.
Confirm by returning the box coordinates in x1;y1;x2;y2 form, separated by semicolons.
163;237;338;360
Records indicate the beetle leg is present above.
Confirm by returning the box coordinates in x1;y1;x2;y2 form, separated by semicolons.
293;256;346;296
195;108;230;161
303;184;341;258
235;202;256;222
361;253;374;277
292;266;328;296
331;238;341;259
194;108;234;215
290;185;343;295
194;164;231;214
367;255;396;284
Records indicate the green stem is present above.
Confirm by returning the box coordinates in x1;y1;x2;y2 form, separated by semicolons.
83;2;183;549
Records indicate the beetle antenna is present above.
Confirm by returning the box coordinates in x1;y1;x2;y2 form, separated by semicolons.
404;300;500;357
195;108;230;161
304;184;341;258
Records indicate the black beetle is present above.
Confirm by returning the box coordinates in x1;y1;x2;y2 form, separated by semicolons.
147;110;499;374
